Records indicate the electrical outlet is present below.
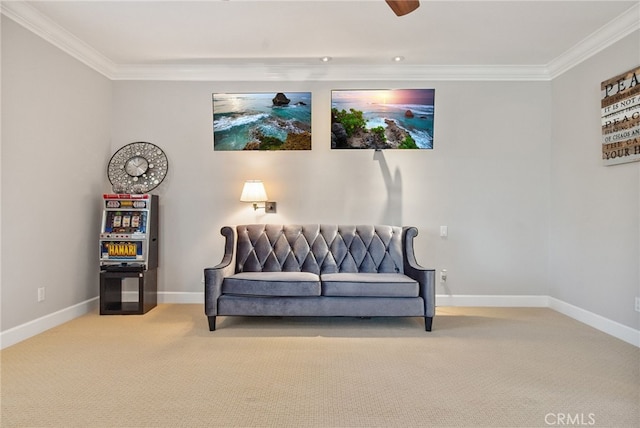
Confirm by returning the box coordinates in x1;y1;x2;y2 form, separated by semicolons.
635;297;640;312
37;287;45;302
440;269;447;283
265;201;277;213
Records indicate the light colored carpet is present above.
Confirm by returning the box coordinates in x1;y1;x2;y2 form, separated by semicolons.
1;305;638;427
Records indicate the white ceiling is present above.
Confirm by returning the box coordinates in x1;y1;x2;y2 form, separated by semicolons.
2;0;639;80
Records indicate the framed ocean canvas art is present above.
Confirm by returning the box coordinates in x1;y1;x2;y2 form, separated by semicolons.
331;89;435;149
213;92;312;151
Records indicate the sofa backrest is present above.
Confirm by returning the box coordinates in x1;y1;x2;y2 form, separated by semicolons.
235;224;405;275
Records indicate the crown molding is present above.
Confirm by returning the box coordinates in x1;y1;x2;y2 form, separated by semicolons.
547;3;640;79
2;1;638;82
1;0;117;78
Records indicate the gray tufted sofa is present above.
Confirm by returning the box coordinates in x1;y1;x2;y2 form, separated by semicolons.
204;224;435;331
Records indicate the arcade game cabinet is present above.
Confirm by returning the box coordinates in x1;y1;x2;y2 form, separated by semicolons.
99;193;158;314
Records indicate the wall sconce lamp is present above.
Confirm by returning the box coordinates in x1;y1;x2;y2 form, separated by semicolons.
240;180;276;213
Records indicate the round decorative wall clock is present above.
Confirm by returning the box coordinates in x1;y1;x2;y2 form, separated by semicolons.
107;142;168;193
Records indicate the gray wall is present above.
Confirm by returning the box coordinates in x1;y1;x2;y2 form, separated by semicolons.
549;31;640;328
1;17;112;330
110;80;551;303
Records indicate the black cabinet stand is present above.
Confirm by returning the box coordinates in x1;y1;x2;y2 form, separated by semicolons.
100;267;157;315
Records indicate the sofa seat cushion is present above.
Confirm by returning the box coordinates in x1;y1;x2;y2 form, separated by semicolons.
222;272;321;297
321;273;419;297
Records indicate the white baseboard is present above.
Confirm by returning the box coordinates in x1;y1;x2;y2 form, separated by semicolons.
436;294;639;347
121;291;203;304
0;297;99;350
2;293;638;349
0;292;202;349
157;291;203;304
435;294;549;307
548;297;640;347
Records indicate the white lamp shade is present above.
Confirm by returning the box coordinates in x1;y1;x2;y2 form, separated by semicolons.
240;180;268;202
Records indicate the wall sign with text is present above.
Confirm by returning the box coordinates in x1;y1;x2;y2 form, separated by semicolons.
601;66;640;166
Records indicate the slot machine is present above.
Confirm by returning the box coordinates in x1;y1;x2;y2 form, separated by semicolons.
99;193;158;314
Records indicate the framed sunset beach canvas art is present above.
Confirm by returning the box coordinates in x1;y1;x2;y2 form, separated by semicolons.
213;92;312;151
331;89;435;150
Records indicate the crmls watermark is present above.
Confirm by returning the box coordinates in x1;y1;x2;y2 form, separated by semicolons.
545;413;596;426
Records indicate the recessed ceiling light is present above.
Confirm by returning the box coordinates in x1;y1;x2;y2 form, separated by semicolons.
392;56;405;62
320;56;332;62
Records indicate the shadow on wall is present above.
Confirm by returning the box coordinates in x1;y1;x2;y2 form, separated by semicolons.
374;150;403;226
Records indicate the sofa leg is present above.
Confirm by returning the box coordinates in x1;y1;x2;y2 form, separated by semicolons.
208;316;217;331
425;316;433;332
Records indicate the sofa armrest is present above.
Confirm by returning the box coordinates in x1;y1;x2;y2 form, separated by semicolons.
402;227;436;319
204;226;236;316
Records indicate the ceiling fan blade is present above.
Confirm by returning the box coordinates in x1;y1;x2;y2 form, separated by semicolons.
386;0;420;17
